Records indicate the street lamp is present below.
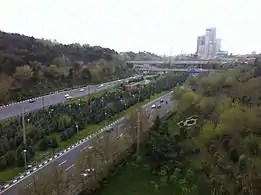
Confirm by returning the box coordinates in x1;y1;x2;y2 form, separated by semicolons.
23;149;27;169
76;124;79;136
49;139;55;155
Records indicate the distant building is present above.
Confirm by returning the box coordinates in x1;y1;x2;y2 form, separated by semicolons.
214;51;228;59
196;36;205;59
216;38;221;53
205;28;216;59
196;27;222;60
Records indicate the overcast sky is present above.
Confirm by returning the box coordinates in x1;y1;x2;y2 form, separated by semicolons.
0;0;260;55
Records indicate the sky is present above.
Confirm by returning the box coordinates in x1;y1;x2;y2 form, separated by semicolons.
0;0;260;55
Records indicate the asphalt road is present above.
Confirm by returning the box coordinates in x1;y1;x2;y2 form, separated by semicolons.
0;92;173;195
0;79;124;121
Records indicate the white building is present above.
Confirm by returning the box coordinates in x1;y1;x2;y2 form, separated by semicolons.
216;38;221;53
196;28;221;59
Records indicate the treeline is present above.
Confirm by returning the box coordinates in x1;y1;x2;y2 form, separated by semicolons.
138;57;261;194
119;51;163;61
0;73;188;174
0;30;132;104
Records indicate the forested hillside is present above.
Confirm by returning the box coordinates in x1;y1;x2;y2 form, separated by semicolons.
0;31;130;104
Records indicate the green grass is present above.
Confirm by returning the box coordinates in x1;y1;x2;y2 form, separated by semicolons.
0;90;167;182
93;158;173;195
0;167;23;183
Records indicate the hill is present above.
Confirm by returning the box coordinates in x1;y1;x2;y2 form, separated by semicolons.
0;31;130;104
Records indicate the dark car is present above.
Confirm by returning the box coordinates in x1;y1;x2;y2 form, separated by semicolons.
28;99;35;103
106;127;114;133
157;104;161;108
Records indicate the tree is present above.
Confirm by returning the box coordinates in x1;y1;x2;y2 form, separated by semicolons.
0;74;12;103
13;65;33;81
20;174;53;195
81;67;92;82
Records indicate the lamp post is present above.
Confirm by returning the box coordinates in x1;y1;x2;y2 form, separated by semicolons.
76;124;79;136
23;149;27;170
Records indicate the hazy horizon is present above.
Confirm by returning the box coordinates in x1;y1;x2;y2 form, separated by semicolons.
0;0;260;55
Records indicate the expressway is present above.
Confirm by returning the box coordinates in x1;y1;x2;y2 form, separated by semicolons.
137;67;214;72
0;92;173;195
0;79;125;121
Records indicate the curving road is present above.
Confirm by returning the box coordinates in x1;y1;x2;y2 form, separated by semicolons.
0;92;173;195
0;79;125;121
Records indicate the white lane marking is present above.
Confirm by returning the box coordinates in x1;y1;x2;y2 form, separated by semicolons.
80;147;87;152
26;182;33;188
65;164;75;171
58;160;67;166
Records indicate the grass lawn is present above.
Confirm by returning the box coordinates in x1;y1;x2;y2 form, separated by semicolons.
93;158;173;195
0;167;23;183
0;90;167;182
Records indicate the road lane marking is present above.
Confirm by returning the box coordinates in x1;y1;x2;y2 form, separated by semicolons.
58;160;67;166
80;147;87;152
65;164;75;171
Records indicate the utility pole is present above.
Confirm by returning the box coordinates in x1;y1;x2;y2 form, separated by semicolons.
22;108;27;170
136;110;141;155
22;108;26;147
88;86;91;113
42;97;45;108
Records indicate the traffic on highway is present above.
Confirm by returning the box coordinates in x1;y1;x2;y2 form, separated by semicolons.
0;79;125;121
0;91;173;195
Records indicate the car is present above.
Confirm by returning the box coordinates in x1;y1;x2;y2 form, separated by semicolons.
151;104;156;109
64;94;70;97
26;164;33;170
66;96;72;100
98;84;104;88
28;99;35;103
165;100;168;104
160;99;164;103
106;127;114;133
79;88;84;92
157;104;161;108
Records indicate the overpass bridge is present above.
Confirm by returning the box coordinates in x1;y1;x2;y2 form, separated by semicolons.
127;60;209;65
139;66;215;73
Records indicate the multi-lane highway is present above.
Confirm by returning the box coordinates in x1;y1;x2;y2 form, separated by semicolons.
0;79;124;121
0;92;173;195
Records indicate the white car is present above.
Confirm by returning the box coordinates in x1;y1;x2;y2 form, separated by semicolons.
151;104;156;109
64;94;70;97
98;84;104;88
66;96;72;100
79;88;84;92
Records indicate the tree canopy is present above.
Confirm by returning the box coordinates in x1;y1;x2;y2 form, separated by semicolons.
144;58;261;194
